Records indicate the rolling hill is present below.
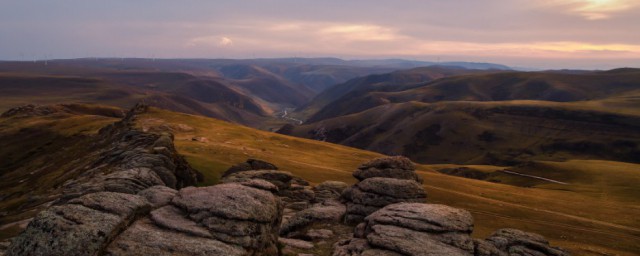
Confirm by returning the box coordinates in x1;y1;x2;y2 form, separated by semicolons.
1;105;637;255
0;71;272;125
283;68;640;165
282;100;640;165
300;66;502;122
302;68;640;123
0;58;513;129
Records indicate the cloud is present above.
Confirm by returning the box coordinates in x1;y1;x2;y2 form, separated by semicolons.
185;36;233;47
405;40;640;59
542;0;640;20
318;24;401;42
219;37;233;47
266;21;403;42
181;19;640;61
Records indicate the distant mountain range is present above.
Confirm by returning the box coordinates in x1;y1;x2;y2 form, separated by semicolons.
0;58;511;127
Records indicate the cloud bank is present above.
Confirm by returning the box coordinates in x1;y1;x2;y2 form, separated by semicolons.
0;0;638;69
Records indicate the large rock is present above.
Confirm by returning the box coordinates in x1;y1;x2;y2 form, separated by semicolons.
222;168;316;209
222;170;294;190
334;203;569;256
6;192;150;256
485;229;569;256
314;181;349;202
364;203;474;234
280;200;346;238
364;203;475;254
341;178;426;224
170;184;283;252
222;159;278;177
106;182;285;256
353;156;423;183
105;218;247;256
58;130;200;202
137;185;178;208
334;203;475;256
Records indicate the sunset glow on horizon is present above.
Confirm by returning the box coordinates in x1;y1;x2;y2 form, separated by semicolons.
1;0;638;69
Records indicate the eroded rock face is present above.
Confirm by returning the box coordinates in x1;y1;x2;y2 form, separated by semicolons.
280;200;346;238
333;203;570;256
222;158;279;177
137;185;178;208
105;218;247;256
354;156;423;183
340;156;427;225
5;105;283;256
332;157;568;256
485;229;569;256
342;177;426;224
8;178;285;256
172;184;283;250
107;183;284;256
57;105;200;203
314;181;349;202
221;167;317;212
6;192;151;256
334;203;475;256
222;170;294;190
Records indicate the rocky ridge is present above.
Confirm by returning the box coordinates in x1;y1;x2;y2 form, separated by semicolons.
2;105;569;256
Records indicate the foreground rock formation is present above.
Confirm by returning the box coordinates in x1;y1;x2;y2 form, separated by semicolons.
341;156;427;224
5;105;283;256
333;157;569;256
2;105;569;256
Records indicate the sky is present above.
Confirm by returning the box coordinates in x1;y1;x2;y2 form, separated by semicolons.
1;0;639;69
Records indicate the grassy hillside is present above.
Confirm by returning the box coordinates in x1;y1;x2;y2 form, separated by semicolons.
304;68;640;122
283;100;640;165
133;107;639;256
301;66;497;122
0;71;274;125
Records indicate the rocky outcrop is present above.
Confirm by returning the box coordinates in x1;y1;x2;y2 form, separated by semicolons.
280;200;346;238
342;156;427;224
353;156;423;183
5;105;282;256
222;158;278;177
334;203;569;256
7;160;277;254
314;181;349;202
223;170;294;191
221;160;316;211
106;183;283;255
222;161;353;255
483;229;569;256
334;203;475;256
57;103;200;202
6;192;151;256
333;157;567;256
